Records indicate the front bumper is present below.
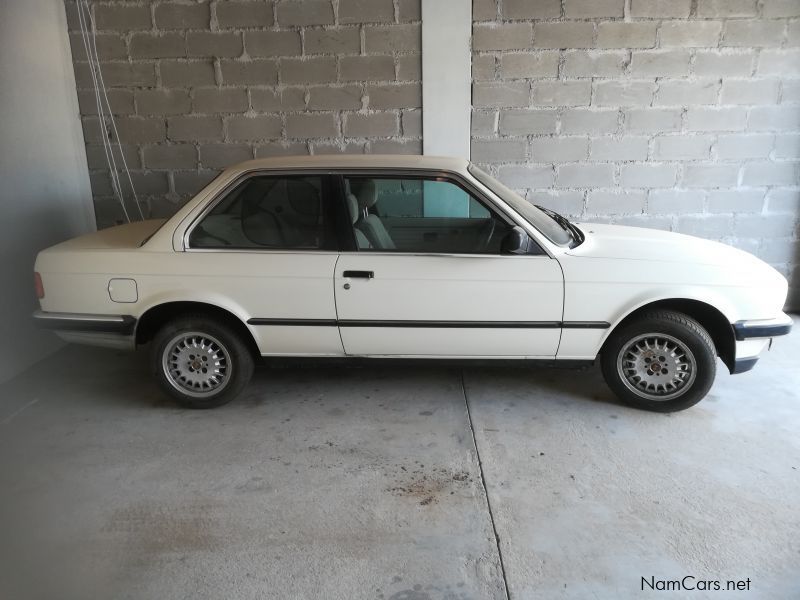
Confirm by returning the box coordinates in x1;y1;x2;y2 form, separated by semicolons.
730;312;793;374
733;314;793;341
731;356;760;374
32;311;137;350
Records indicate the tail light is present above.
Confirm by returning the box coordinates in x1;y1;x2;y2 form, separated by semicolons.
34;272;44;299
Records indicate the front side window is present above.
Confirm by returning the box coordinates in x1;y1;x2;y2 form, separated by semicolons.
344;176;512;254
189;175;335;250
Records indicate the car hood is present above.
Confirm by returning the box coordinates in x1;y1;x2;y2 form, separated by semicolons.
567;222;765;269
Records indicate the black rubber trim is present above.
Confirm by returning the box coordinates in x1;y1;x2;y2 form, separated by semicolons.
731;357;759;374
337;320;562;328
562;321;611;329
247;318;610;329
263;357;596;369
732;320;792;341
33;312;136;335
247;318;338;327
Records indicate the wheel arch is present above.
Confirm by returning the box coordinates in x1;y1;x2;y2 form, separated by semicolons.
135;300;260;356
603;298;735;372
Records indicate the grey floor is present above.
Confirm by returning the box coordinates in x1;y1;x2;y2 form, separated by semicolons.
1;318;798;600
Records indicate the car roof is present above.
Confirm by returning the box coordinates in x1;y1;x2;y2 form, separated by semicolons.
226;154;471;175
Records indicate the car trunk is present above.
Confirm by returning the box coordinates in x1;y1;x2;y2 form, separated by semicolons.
47;219;167;250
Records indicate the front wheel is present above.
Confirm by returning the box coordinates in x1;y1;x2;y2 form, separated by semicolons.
600;311;717;412
151;315;254;409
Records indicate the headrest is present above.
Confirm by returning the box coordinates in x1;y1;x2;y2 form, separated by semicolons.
346;193;359;225
354;179;377;211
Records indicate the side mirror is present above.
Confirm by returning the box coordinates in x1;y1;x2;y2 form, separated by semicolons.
501;226;533;255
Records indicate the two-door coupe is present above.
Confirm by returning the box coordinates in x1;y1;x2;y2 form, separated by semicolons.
34;155;792;411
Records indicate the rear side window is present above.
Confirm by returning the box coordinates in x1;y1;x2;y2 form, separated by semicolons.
189;175;336;250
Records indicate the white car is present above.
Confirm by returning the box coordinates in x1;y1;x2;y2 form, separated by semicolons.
34;155;792;411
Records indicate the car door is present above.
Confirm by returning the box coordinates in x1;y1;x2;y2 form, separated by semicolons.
183;172;344;356
334;173;564;358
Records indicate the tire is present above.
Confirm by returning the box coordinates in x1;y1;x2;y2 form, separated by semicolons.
600;310;717;413
151;314;254;409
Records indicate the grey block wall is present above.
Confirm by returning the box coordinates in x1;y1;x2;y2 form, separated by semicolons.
472;0;800;307
66;0;422;226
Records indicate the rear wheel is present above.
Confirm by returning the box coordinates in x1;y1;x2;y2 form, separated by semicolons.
600;311;716;412
151;315;254;409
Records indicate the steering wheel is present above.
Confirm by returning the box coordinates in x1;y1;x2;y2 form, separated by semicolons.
479;218;496;252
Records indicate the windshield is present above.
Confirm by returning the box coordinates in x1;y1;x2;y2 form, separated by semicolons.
468;164;574;246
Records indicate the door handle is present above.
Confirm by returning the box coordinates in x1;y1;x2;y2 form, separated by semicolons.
343;270;374;279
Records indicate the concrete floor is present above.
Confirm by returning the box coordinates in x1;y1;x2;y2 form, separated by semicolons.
1;318;798;600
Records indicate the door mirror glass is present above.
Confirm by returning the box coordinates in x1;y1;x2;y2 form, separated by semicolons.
501;226;533;255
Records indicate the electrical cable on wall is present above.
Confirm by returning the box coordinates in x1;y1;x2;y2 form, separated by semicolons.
76;0;143;222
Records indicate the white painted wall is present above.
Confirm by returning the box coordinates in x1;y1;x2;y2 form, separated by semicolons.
421;0;472;159
0;0;95;382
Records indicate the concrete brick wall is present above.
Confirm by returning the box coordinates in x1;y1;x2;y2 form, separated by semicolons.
472;0;800;306
66;0;421;225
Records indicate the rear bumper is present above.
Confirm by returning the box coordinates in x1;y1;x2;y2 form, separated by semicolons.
33;311;137;350
33;310;136;334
